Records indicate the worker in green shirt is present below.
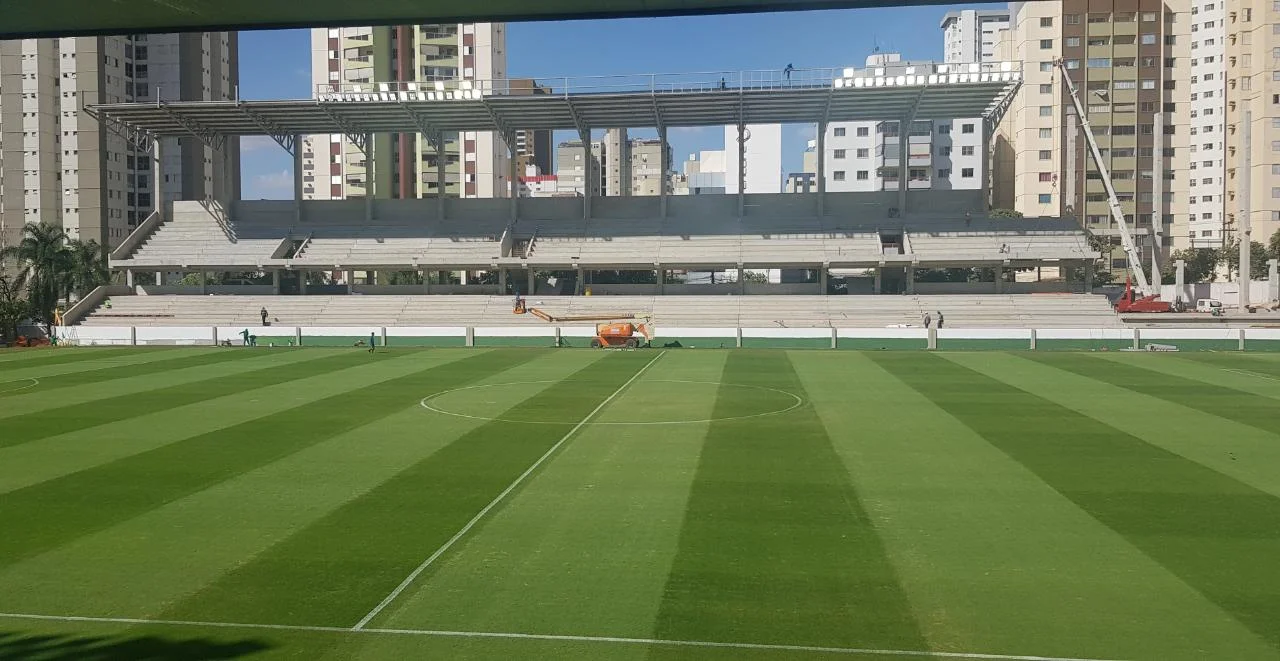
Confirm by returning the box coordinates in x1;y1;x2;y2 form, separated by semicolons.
241;329;250;346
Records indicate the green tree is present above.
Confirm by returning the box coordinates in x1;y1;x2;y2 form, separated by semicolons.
1;222;70;334
989;209;1024;219
62;239;110;301
1269;228;1280;260
0;273;28;344
1219;239;1270;281
1160;248;1217;283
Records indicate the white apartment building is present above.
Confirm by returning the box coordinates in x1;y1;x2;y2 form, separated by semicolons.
301;23;507;201
0;33;238;252
941;8;1013;64
724;124;782;194
1187;0;1226;248
823;54;984;194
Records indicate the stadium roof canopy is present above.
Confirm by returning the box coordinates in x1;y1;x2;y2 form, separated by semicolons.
5;0;960;39
88;64;1021;152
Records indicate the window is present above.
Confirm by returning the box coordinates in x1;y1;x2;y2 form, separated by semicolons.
1038;150;1052;160
961;168;974;178
1089;13;1110;23
1087;58;1111;68
833;149;846;159
833;127;846;137
1142;12;1157;21
856;148;869;158
938;124;951;134
1040;39;1053;49
1066;37;1081;48
937;169;950;178
939;146;952;156
1065;14;1081;24
1140;79;1156;89
962;123;974;134
1115;80;1137;90
856;171;868;180
1141;33;1156;44
1039;106;1053;117
833;171;846;181
1039;128;1053;139
1038;172;1054;182
856;127;869;137
1039;83;1053;94
1065;59;1081;70
1038;194;1053;204
1040;62;1053;72
958;146;973;156
1040;17;1053;27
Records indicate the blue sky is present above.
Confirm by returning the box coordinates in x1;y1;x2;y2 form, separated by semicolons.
238;4;1002;198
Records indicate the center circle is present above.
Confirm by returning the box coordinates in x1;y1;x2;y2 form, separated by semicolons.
420;379;803;426
0;378;39;394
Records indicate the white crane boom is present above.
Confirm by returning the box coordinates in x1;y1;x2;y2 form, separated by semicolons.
1056;60;1151;295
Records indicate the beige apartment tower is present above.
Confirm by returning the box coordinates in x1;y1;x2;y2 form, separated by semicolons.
302;24;508;201
0;33;238;253
1224;0;1280;251
995;1;1190;275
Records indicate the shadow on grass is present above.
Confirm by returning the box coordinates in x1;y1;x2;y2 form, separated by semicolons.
0;629;272;660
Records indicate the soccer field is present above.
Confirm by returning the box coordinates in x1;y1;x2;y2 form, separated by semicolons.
0;346;1277;661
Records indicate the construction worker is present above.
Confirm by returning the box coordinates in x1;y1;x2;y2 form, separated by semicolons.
260;306;269;326
936;311;945;329
922;312;932;329
369;331;376;354
240;328;251;346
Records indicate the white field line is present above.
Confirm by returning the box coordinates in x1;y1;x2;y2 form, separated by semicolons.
419;378;803;426
1222;368;1280;382
0;378;40;394
352;350;668;630
0;612;1128;661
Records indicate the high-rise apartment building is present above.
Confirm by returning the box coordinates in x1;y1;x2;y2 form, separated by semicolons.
1186;0;1227;248
0;33;238;252
508;78;553;177
994;2;1188;275
941;9;1013;64
822;55;984;195
555;131;672;197
301;24;507;202
1224;0;1280;251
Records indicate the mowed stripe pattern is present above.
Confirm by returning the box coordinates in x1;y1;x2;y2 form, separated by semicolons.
0;347;1276;661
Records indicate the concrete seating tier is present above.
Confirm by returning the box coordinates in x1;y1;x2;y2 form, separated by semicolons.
113;199;1094;270
80;294;1122;329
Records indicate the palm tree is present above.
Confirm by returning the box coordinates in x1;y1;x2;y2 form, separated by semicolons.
1;222;70;332
62;239;110;302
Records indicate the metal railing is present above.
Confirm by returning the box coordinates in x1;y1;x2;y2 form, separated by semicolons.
314;62;1022;100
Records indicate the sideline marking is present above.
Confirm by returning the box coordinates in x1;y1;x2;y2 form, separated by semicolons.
420;378;803;426
353;351;668;630
0;378;39;394
1222;368;1280;382
0;612;1127;661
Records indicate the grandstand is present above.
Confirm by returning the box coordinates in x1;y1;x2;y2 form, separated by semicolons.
76;61;1124;332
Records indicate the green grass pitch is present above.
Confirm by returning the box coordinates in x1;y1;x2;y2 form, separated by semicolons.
0;346;1277;660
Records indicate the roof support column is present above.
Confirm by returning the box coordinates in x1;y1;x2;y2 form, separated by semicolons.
434;132;447;221
152;136;164;222
364;133;374;223
816;121;826;217
1239;110;1252;311
658;125;669;219
897;119;909;215
1151;113;1163;292
506;132;519;221
737;122;746;217
582;132;594;220
292;135;304;224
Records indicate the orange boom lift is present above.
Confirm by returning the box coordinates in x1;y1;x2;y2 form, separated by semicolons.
514;298;652;348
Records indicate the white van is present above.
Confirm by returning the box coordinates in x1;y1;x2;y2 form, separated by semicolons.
1195;299;1223;314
